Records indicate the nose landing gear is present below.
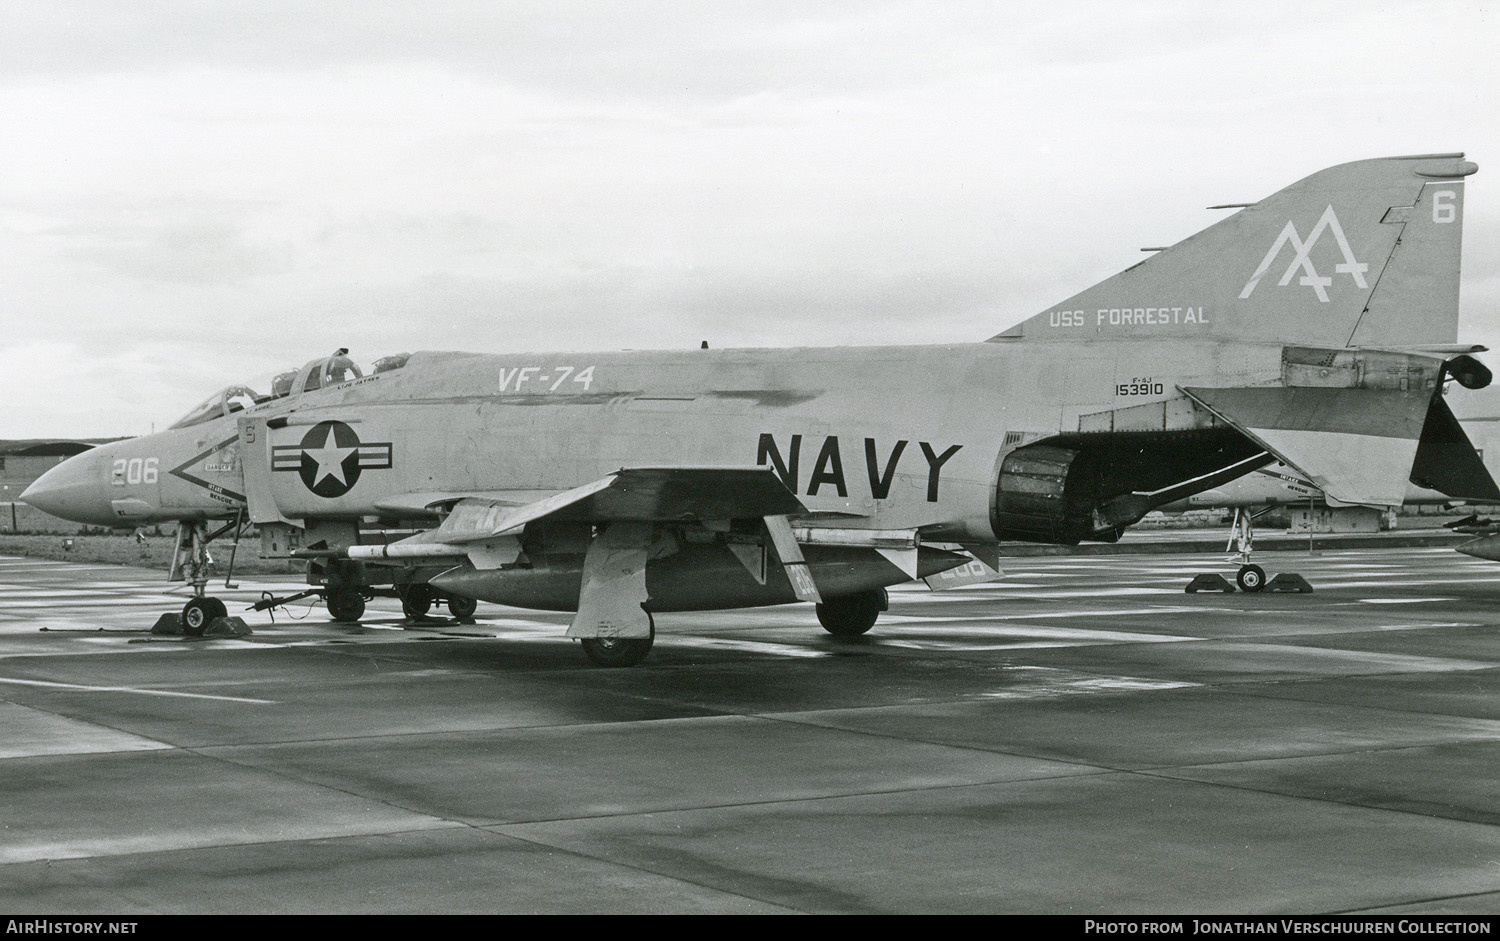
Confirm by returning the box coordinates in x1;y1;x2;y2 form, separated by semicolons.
180;596;229;636
155;516;252;637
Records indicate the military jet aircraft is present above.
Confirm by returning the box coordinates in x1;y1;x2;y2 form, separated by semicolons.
24;153;1498;665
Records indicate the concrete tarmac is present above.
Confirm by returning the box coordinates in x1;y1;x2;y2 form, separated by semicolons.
2;546;1500;914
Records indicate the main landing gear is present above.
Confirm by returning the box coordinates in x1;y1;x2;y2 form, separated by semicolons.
580;614;655;667
816;588;888;638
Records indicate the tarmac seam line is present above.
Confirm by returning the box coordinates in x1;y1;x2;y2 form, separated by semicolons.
1332;886;1500;915
468;826;813;914
1130;763;1500;831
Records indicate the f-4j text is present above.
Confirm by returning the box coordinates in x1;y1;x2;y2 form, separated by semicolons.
1117;378;1165;396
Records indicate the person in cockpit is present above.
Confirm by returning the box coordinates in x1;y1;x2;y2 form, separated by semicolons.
325;348;363;385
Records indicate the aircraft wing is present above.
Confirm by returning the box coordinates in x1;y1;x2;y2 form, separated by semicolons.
349;466;808;558
429;465;808;543
348;468;816;633
372;490;539;517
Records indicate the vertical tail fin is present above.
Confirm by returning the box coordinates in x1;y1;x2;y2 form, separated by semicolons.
1346;174;1468;347
992;154;1476;347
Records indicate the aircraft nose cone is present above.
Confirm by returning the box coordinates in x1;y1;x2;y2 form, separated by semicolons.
20;451;116;526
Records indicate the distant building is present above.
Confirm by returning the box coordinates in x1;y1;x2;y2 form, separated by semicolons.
0;439;121;533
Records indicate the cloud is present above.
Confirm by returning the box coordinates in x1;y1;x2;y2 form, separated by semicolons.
0;340;191;437
2;2;1498;436
62;215;297;285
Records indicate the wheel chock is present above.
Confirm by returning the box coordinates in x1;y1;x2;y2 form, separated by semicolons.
203;616;252;637
1185;574;1235;593
151;613;185;636
1265;573;1313;593
403;612;453;629
152;613;251;636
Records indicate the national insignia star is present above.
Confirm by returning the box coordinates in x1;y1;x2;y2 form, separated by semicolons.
302;426;356;488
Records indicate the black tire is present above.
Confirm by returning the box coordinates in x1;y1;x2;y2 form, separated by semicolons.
401;583;434;619
326;589;366;622
1237;564;1266;593
181;596;226;637
816;588;886;638
581;615;655;667
446;594;478;620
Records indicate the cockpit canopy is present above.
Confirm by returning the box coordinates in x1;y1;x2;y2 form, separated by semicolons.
289;348;363;396
168;385;265;430
168;349;410;429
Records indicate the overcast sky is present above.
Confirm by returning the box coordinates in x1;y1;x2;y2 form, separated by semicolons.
3;1;1498;436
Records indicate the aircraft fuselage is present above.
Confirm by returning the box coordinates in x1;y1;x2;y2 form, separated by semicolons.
30;338;1287;543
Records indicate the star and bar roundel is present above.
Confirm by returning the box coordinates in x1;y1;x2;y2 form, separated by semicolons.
271;420;393;498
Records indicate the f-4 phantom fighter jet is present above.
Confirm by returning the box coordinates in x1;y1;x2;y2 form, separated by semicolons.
24;153;1498;664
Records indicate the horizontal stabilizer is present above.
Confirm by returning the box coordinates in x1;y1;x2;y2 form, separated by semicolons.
1409;396;1500;500
1181;385;1433;507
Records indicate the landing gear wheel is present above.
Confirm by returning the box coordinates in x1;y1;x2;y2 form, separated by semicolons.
1237;564;1266;593
446;594;478;620
401;583;434;619
326;589;366;622
181;597;227;637
581;615;655;667
816;588;886;638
